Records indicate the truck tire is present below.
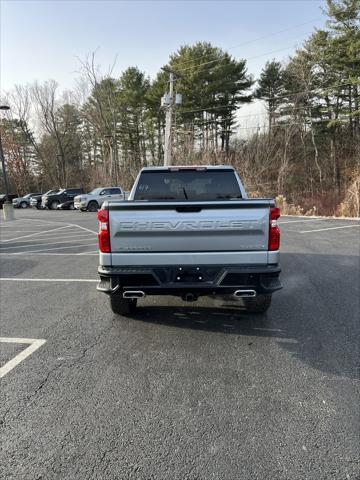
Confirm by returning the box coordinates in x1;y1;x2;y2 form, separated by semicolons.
50;200;59;210
243;294;272;313
20;201;28;208
87;201;98;212
110;295;137;316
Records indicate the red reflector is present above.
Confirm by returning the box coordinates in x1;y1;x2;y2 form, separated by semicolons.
97;209;110;253
269;207;280;251
97;209;108;223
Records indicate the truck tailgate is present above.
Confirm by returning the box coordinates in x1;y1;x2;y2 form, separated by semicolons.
108;200;271;253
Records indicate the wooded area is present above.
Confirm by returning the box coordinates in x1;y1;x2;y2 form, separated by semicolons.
1;0;359;216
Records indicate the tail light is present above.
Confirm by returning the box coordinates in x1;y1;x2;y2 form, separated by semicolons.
269;207;280;251
97;208;111;253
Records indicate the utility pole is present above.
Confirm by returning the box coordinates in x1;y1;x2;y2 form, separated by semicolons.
163;71;174;166
161;69;182;166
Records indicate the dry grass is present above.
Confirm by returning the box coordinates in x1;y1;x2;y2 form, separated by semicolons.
336;174;360;218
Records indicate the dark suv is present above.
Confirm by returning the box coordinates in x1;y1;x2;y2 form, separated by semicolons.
43;188;84;210
0;194;18;209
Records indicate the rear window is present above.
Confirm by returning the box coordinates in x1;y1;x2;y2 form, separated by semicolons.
66;189;83;194
134;170;242;201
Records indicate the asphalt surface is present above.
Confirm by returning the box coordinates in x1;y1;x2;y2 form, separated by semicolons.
0;209;359;480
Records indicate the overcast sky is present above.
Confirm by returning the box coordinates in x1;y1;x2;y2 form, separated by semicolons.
1;0;327;132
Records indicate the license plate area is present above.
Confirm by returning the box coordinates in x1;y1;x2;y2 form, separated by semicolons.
174;267;205;283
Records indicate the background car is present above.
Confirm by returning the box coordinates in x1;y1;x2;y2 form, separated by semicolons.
43;188;84;210
0;194;18;209
56;200;74;210
36;189;60;208
12;193;42;208
29;193;47;209
74;187;124;212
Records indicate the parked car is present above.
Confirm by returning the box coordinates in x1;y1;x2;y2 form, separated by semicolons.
56;200;75;210
0;194;18;209
28;194;44;209
74;187;125;212
12;193;42;208
43;188;84;210
97;165;282;316
32;189;60;209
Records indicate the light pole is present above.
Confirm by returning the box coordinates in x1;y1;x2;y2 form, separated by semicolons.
0;105;14;221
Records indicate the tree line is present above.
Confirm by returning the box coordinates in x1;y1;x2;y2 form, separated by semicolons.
1;0;359;215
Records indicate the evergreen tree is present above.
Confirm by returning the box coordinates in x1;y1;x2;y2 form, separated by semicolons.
255;60;286;130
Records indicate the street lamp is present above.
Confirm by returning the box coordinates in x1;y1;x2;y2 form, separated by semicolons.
0;105;14;221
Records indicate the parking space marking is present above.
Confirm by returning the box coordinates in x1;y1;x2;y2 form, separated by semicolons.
0;337;46;379
0;278;97;282
1;242;98;254
2;252;98;256
67;224;97;235
0;232;96;245
300;224;360;233
17;218;98;234
0;225;71;243
0;229;53;233
0;238;97;250
282;214;360;221
280;219;325;225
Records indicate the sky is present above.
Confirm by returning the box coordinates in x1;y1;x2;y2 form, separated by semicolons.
0;0;328;130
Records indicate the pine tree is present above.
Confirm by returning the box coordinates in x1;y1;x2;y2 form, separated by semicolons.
255;60;285;130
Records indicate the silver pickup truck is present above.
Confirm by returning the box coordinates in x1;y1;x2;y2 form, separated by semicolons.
97;166;282;315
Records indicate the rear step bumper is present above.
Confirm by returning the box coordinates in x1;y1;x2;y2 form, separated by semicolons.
97;264;282;296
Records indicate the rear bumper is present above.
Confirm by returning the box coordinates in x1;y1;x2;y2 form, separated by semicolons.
97;264;282;296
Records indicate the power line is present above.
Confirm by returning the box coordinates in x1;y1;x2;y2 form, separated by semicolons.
168;17;322;71
172;42;303;74
174;81;358;117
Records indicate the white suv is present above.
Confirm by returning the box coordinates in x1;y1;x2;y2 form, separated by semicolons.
74;187;125;212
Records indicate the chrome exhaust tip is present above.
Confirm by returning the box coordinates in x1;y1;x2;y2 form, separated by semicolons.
123;290;145;299
233;289;256;298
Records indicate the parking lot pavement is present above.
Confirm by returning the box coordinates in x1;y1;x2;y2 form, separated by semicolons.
0;210;359;479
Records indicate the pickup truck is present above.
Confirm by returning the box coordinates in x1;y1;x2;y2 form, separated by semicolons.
74;187;125;212
31;190;59;209
43;188;84;210
97;166;282;315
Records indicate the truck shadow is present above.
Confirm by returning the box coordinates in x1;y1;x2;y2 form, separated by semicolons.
129;252;359;380
133;303;273;335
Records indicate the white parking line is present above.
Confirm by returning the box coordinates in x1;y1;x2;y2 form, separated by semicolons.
1;232;96;244
67;224;97;235
1;221;66;228
300;224;360;233
3;218;98;234
283;214;360;221
1;252;98;256
0;229;52;233
0;225;71;243
0;337;46;379
0;238;97;250
14;218;71;226
2;242;98;254
280;219;325;225
0;278;97;282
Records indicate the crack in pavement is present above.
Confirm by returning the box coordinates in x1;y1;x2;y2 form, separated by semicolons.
1;321;115;428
